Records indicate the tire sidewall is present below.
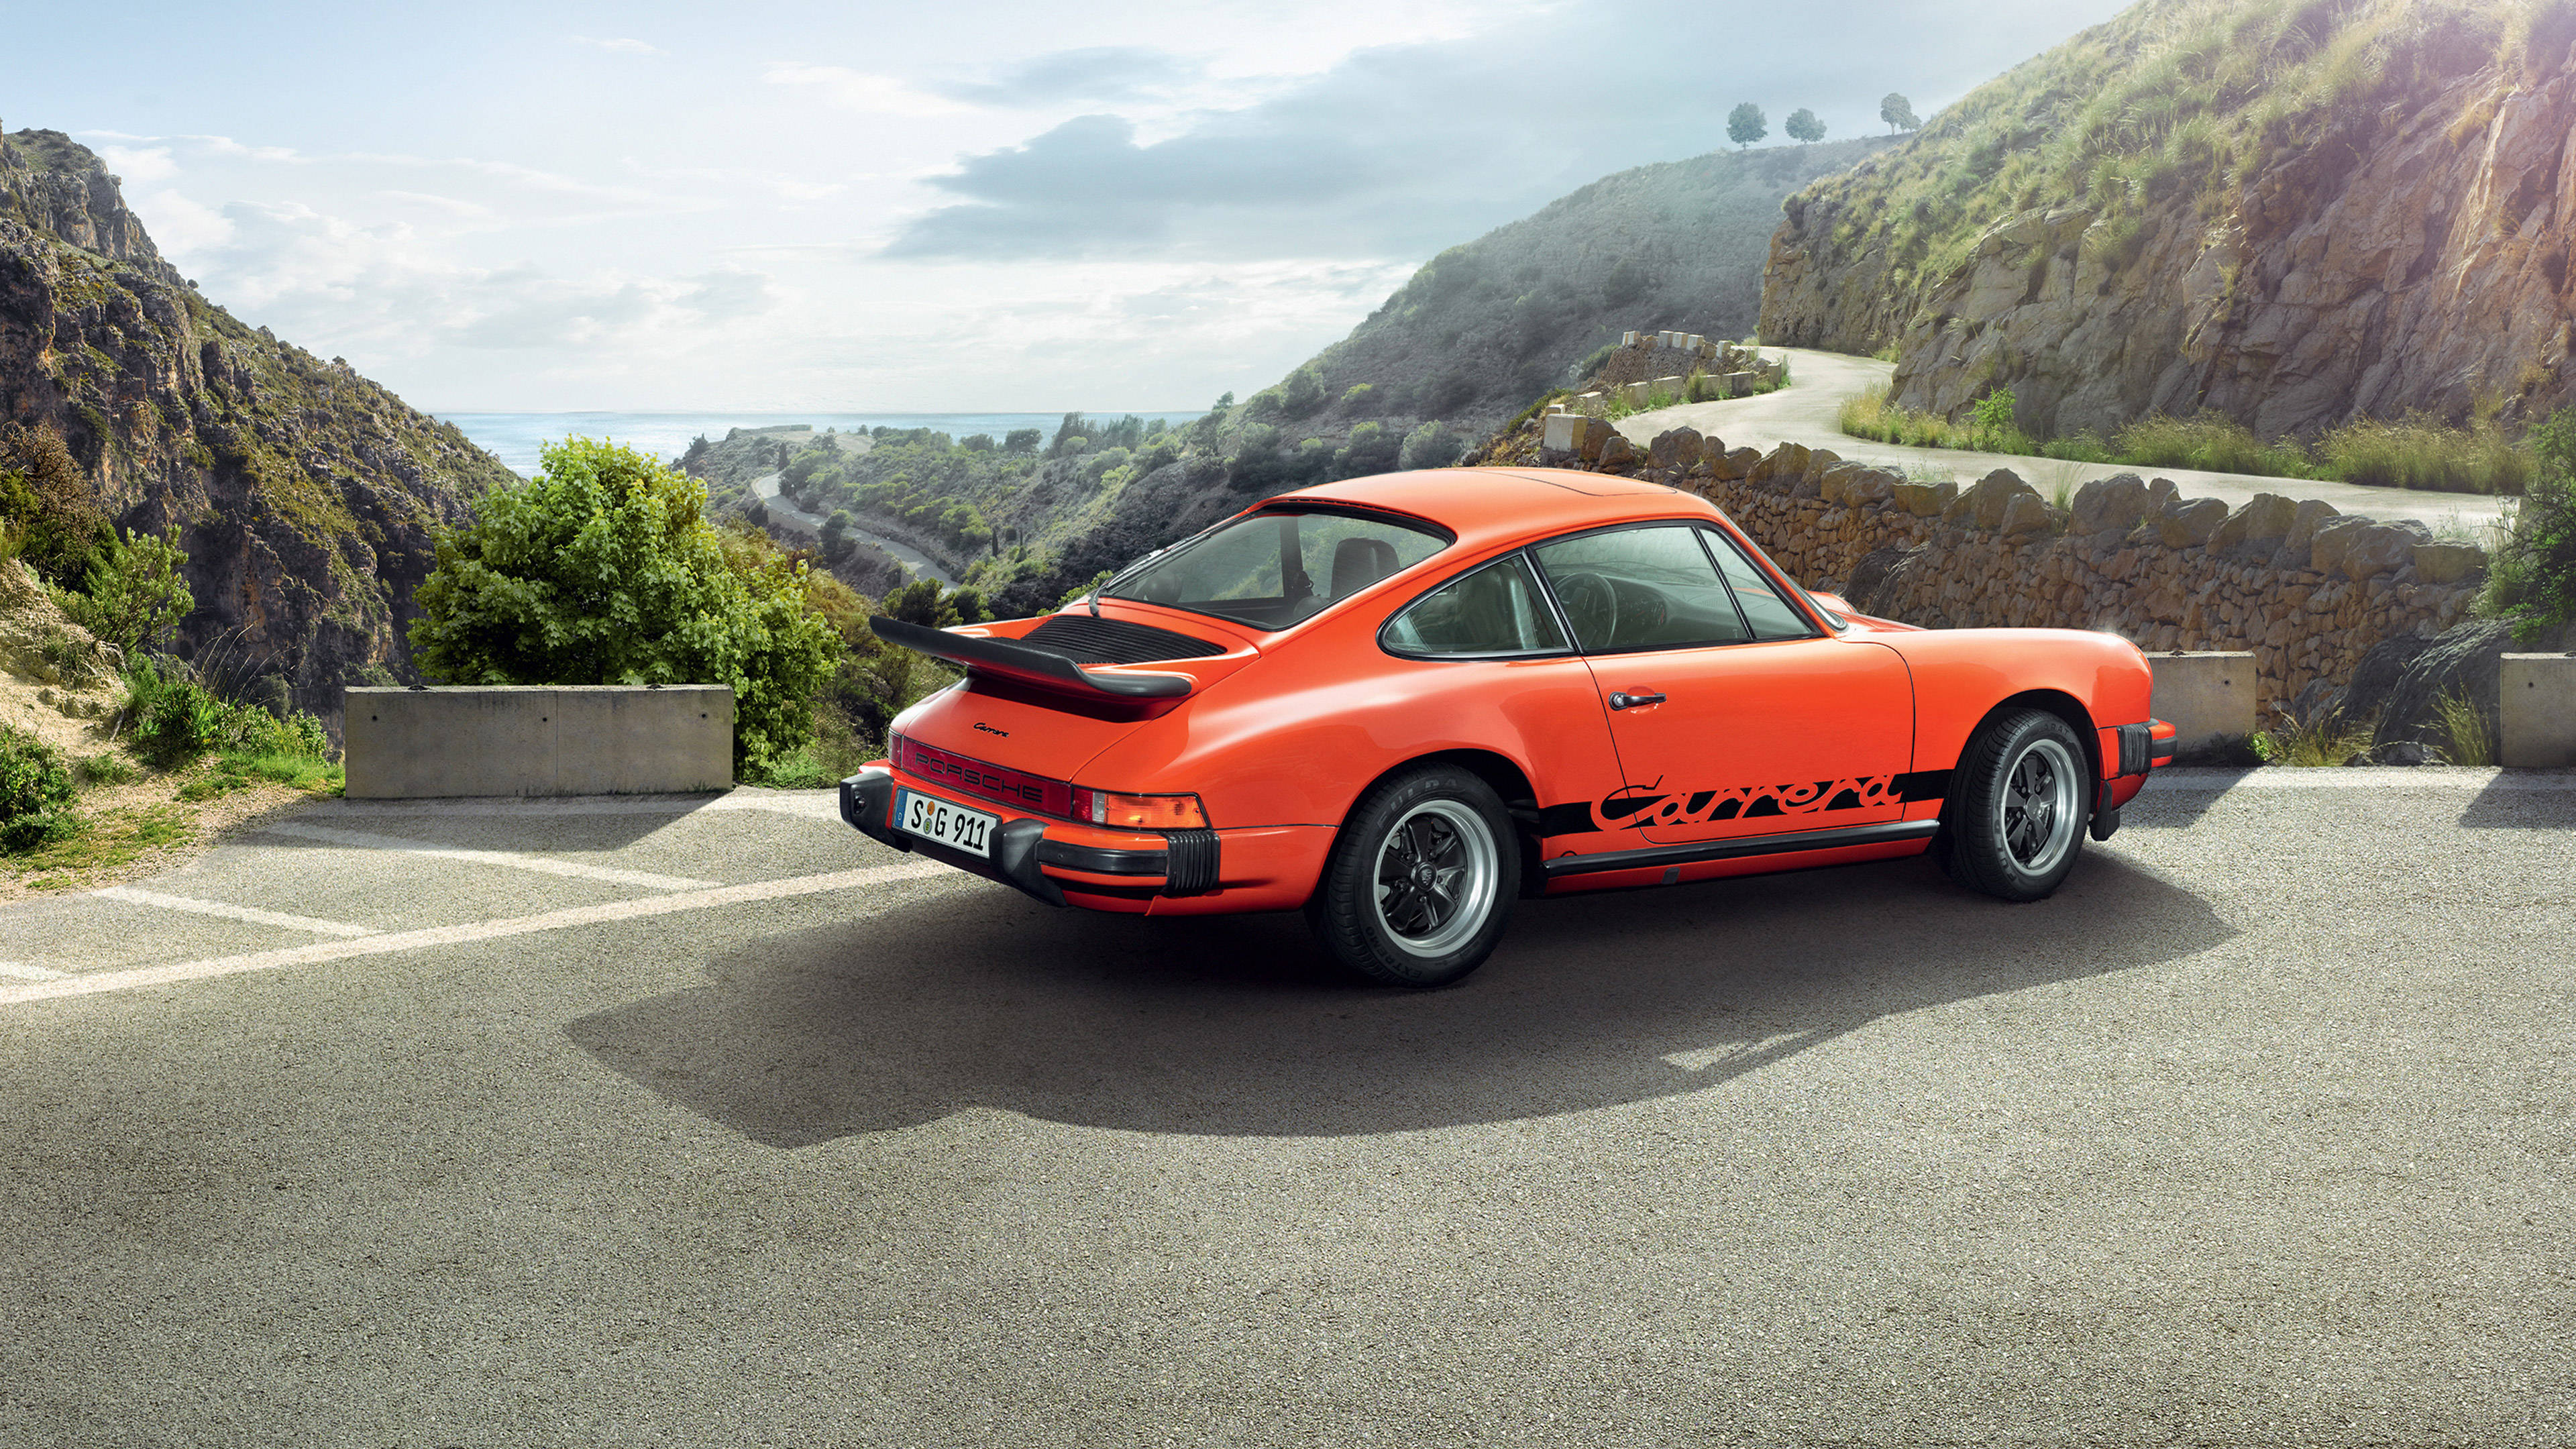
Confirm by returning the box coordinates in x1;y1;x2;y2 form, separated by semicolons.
1947;710;2088;902
1309;765;1519;987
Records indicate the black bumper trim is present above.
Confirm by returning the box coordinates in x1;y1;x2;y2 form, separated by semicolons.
1035;840;1167;876
1543;818;1939;879
841;771;1221;902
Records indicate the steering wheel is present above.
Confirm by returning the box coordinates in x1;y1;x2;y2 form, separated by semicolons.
1554;572;1618;646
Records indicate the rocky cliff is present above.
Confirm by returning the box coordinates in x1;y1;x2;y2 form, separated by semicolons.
1760;0;2576;442
0;123;512;714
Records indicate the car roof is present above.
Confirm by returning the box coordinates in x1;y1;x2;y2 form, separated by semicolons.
1269;467;1723;553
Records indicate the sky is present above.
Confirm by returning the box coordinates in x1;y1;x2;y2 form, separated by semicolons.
9;0;2127;412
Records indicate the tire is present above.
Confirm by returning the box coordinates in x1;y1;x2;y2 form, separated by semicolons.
1305;764;1519;987
1939;708;2090;902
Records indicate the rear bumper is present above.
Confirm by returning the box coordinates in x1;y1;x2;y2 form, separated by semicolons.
840;767;1224;910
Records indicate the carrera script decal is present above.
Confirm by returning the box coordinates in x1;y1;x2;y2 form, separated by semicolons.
1590;774;1897;833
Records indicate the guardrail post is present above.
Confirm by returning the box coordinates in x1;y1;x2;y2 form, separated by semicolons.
2499;654;2576;767
2148;651;2256;757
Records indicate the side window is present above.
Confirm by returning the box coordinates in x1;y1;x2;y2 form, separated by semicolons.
1531;525;1751;652
1699;528;1819;641
1382;553;1570;657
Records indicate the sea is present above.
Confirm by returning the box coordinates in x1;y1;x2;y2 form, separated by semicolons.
437;411;1210;478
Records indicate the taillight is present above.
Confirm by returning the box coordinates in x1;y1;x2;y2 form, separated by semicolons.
1070;787;1210;830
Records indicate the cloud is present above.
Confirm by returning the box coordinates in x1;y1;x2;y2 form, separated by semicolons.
938;46;1208;107
99;145;177;182
133;189;233;252
763;63;969;117
883;113;1399;258
570;36;661;55
881;0;2131;263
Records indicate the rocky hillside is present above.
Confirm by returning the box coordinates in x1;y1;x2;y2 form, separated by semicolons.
1;123;512;714
1760;0;2576;442
1256;136;1896;441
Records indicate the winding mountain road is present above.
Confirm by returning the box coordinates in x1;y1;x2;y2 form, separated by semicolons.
1621;350;2511;532
749;470;957;587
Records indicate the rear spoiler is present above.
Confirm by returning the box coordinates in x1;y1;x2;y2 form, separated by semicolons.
869;616;1193;700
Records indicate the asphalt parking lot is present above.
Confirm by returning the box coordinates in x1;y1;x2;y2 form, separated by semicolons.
2;771;2571;1446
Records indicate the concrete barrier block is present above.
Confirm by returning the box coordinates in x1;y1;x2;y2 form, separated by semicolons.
343;685;735;799
1542;413;1595;453
1621;331;1640;346
2500;654;2576;767
2149;651;2255;756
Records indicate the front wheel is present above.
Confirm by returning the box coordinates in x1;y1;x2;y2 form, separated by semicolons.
1306;765;1519;987
1939;708;2089;902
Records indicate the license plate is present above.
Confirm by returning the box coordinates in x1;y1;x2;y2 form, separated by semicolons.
894;789;998;858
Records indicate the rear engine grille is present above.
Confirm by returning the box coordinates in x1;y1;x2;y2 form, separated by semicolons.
1024;613;1227;664
892;735;1072;816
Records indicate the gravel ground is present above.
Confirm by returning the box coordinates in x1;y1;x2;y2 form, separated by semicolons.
0;772;2569;1446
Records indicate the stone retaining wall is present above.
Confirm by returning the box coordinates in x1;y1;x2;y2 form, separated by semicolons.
1538;425;2489;724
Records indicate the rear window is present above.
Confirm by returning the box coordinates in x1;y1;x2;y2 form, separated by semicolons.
1106;507;1448;631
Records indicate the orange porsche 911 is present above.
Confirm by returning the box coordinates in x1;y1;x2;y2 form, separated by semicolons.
842;467;2176;987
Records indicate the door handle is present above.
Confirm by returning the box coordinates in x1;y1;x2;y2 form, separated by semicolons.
1608;690;1666;710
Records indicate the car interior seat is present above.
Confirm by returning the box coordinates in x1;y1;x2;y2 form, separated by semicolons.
1329;537;1401;599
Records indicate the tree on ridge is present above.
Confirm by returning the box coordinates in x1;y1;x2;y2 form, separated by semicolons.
1727;102;1766;150
1880;92;1920;133
1785;107;1825;144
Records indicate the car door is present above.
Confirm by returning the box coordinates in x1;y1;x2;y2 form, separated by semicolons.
1529;523;1913;845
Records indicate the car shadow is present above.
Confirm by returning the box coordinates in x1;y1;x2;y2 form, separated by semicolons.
564;851;2233;1146
258;794;769;852
2118;769;2253;830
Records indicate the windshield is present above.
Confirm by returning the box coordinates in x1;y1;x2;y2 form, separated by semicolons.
1105;507;1450;631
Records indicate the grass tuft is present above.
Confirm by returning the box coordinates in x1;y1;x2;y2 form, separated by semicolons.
2434;688;2494;767
2253;710;2374;767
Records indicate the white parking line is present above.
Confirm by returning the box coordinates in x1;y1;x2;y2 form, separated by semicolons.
0;860;959;1008
254;822;720;891
0;962;69;981
94;887;378;938
2152;768;2576;791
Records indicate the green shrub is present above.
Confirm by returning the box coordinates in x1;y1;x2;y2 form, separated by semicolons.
0;423;109;588
76;753;140;786
0;724;79;852
408;437;841;773
54;526;194;653
123;655;333;768
2483;407;2576;642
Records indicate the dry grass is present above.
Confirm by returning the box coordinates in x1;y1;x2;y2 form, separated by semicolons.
2254;710;2374;767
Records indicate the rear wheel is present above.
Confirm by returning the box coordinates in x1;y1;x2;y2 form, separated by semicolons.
1939;708;2088;902
1306;765;1518;987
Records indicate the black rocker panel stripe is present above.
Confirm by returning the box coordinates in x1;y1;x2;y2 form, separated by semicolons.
1543;819;1939;877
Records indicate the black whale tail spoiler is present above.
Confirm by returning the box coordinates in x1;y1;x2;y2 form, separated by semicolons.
869;616;1196;701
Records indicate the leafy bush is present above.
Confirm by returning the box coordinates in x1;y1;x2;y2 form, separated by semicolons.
1398;422;1462;471
0;423;109;588
54;527;194;653
0;724;78;853
409;438;842;773
2483;407;2576;642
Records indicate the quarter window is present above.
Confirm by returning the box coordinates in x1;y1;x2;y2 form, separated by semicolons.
1531;525;1750;651
1699;528;1819;640
1381;554;1569;657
